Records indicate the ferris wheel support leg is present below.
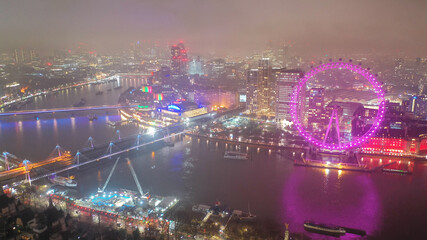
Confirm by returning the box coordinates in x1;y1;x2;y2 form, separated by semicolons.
323;110;335;145
335;109;341;147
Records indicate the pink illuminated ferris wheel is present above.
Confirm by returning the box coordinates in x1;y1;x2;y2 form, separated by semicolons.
290;61;386;151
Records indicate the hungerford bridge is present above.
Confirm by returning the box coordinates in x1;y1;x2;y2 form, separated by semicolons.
0;107;246;187
0;126;187;187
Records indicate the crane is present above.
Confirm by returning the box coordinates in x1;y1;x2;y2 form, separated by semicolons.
99;157;120;193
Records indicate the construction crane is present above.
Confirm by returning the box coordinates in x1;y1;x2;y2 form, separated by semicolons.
99;157;120;193
98;157;147;198
126;158;145;197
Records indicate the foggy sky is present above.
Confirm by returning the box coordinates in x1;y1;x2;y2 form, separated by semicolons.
1;0;426;57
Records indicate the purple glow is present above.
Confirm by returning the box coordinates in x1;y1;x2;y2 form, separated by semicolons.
282;170;381;236
290;62;385;150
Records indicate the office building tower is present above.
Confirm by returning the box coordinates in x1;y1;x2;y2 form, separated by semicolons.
246;69;258;113
276;69;304;121
411;95;427;119
308;88;325;130
257;58;274;114
189;57;204;76
170;42;188;76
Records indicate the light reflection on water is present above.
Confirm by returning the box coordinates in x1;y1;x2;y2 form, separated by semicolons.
0;79;426;238
70;116;76;133
53;118;58;140
283;168;381;238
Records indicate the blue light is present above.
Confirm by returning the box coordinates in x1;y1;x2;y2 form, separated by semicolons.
167;104;181;111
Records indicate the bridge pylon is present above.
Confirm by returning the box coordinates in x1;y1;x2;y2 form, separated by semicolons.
55;144;62;157
23;159;31;186
88;137;94;148
116;130;121;141
107;141;114;158
3;152;10;170
75;151;81;166
136;134;141;150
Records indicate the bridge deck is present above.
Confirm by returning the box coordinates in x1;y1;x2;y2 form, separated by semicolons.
0;105;136;116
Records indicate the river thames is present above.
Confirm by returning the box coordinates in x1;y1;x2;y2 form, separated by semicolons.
0;79;426;239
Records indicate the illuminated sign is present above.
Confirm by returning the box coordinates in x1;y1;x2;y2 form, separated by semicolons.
157;93;164;101
141;86;152;93
167;104;181;111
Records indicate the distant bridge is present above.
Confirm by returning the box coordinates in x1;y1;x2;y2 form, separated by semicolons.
0;105;137;117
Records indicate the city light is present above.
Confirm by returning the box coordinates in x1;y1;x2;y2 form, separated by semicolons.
290;62;386;150
147;127;156;136
0;2;425;238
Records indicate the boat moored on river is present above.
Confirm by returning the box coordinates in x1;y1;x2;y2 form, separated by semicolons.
49;175;77;187
304;221;346;237
224;151;248;160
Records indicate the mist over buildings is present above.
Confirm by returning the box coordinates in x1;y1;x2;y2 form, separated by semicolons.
1;0;426;56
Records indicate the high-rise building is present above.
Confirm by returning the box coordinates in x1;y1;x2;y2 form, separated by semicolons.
275;69;304;122
189;57;204;76
246;69;258;113
133;41;143;61
307;88;325;130
170;42;188;76
14;48;38;63
411;95;427;119
257;58;274;114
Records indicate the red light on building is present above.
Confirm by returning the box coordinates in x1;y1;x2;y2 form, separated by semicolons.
420;139;427;151
361;137;407;154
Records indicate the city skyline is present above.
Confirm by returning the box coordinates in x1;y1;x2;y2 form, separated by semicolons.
0;1;426;239
1;0;427;57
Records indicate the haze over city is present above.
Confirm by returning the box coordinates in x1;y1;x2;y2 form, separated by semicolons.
1;0;427;56
0;0;426;239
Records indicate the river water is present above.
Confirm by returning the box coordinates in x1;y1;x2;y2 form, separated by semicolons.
0;79;426;239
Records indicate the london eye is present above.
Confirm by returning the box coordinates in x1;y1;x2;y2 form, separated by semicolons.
290;61;386;151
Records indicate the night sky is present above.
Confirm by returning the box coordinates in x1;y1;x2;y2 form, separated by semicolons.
1;0;426;56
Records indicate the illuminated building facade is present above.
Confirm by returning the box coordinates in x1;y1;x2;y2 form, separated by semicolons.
160;101;208;121
411;95;427;119
307;88;325;130
361;137;408;156
257;58;274;114
364;106;378;125
189;57;204;76
420;137;427;154
275;69;304;121
246;69;258;113
170;42;188;76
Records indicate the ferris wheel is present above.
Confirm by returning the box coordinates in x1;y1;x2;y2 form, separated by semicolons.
290;61;386;151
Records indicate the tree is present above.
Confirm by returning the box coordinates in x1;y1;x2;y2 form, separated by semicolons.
133;227;140;240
